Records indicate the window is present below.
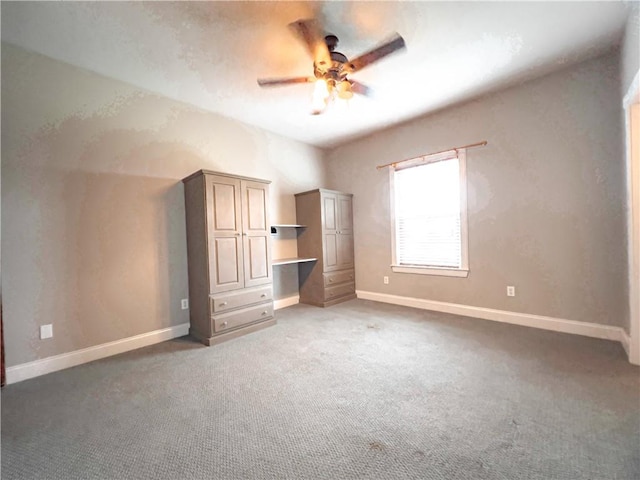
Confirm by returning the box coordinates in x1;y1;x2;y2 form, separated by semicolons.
390;149;469;277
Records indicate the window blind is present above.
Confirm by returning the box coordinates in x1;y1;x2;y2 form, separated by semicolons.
394;157;462;268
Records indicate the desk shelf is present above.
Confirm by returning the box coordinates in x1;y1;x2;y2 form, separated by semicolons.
272;257;317;266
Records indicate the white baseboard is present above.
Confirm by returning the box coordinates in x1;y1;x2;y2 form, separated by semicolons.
357;290;627;345
274;295;299;310
6;323;190;385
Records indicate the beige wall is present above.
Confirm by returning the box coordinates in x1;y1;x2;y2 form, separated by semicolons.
1;41;632;369
326;52;627;328
1;43;326;367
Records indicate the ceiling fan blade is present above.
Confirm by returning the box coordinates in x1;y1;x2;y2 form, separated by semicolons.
257;77;313;87
350;80;373;97
348;33;406;72
288;19;332;70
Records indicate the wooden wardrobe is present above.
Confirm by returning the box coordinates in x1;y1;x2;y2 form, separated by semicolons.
183;170;274;346
295;188;356;307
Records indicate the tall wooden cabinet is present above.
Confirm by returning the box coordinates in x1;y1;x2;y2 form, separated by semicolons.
295;189;356;307
183;170;274;346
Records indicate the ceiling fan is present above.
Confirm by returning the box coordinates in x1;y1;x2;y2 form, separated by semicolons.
257;19;406;114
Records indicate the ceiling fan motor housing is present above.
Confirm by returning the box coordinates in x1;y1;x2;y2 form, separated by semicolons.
314;34;352;85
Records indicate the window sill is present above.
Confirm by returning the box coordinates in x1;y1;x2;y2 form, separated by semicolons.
391;265;469;278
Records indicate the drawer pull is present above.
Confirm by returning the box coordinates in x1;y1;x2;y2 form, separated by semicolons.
222;321;228;327
329;279;333;283
262;310;268;315
261;293;267;298
220;302;228;307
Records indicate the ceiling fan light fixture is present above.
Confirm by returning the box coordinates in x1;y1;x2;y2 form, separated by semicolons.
313;78;330;98
311;78;331;113
337;80;354;100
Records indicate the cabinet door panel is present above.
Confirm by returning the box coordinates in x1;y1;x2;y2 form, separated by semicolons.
324;233;338;270
212;183;240;231
207;176;244;293
338;195;353;231
322;195;337;231
212;237;243;290
245;185;267;231
242;180;272;288
244;236;271;287
337;195;354;268
337;232;354;269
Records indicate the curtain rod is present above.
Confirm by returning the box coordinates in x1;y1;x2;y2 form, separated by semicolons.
375;141;488;170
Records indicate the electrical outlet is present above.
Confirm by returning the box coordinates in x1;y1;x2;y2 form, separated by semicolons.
383;276;389;285
181;298;189;310
40;324;53;339
507;286;516;297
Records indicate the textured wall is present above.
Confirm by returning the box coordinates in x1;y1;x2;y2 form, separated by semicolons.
1;43;326;367
325;52;627;328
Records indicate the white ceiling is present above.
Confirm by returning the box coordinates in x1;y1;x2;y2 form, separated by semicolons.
1;1;631;148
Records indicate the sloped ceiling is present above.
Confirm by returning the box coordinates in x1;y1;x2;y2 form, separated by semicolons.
1;1;631;148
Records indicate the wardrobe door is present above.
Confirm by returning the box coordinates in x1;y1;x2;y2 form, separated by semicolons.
321;192;340;271
336;194;354;270
241;180;272;288
206;175;244;293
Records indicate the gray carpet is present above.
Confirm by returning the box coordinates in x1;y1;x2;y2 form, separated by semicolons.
2;299;639;479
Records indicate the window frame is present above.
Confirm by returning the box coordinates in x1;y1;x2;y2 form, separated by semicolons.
389;148;469;278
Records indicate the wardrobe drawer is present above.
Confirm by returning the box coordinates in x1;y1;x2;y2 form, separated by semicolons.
213;302;274;333
210;286;273;314
324;282;355;301
324;269;355;287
